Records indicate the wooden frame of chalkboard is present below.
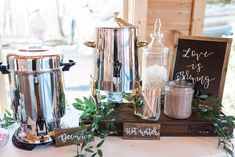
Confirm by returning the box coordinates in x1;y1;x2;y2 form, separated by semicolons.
170;36;232;99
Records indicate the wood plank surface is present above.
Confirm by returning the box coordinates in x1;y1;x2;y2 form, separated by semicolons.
146;0;206;70
79;104;233;137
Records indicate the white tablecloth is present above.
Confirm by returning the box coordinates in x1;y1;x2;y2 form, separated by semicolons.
1;124;234;157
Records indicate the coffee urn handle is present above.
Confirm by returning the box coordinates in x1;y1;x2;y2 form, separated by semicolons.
137;41;148;48
60;60;76;71
114;11;133;27
0;62;9;74
83;41;96;48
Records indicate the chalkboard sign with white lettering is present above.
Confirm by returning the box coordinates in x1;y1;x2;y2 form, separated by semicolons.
171;36;232;99
54;127;83;147
123;123;160;140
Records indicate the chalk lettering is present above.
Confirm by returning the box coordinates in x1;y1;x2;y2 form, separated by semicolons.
57;133;80;143
176;70;215;89
182;48;214;61
124;127;159;136
187;62;204;72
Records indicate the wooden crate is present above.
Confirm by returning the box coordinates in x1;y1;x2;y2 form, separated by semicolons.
81;104;233;137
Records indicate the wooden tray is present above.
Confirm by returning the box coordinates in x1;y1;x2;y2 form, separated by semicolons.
81;103;233;137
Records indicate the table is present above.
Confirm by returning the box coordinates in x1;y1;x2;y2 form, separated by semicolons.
1;124;234;157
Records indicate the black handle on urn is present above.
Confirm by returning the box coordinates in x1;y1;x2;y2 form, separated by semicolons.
0;62;9;74
60;60;76;71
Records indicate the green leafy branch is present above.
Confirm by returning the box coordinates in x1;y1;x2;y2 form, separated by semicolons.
0;110;15;128
193;95;235;157
73;97;117;157
123;92;143;107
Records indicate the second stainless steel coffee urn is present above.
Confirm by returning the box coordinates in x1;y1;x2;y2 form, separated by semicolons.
84;13;148;103
0;42;75;149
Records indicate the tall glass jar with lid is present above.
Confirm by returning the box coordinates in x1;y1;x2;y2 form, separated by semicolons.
141;18;169;121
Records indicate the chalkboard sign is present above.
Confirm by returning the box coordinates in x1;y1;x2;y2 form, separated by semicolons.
54;127;84;147
171;36;232;98
123;122;160;140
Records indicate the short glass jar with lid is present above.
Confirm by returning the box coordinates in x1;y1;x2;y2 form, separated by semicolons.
164;76;194;119
141;18;169;121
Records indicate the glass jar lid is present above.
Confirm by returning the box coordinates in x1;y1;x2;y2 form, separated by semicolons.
143;18;169;54
167;76;194;88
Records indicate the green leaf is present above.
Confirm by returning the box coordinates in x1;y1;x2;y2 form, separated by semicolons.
80;124;88;130
80;112;91;120
74;130;83;136
81;141;87;151
84;97;93;108
198;95;208;99
106;109;114;116
0;110;15;128
123;92;131;101
73;96;117;157
87;133;93;142
75;98;83;104
209;98;220;104
110;122;116;131
95;115;102;120
100;132;109;139
91;153;97;157
100;95;107;99
97;149;103;157
194;95;235;156
105;122;110;130
85;148;94;153
5;109;11;116
97;139;105;148
136;98;143;107
73;104;85;111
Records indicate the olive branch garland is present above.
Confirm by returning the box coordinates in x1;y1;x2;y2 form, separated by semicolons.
73;97;117;157
0;94;234;157
0;109;15;128
193;95;235;157
74;94;235;157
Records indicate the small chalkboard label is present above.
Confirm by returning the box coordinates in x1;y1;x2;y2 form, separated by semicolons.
171;36;232;99
123;123;160;140
54;127;83;147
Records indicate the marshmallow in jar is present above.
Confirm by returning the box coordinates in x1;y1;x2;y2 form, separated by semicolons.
164;77;194;119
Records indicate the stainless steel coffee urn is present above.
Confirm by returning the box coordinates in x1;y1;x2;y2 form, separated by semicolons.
84;13;148;103
0;42;75;149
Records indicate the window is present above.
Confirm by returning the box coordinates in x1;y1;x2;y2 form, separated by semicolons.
0;0;123;112
203;0;235;115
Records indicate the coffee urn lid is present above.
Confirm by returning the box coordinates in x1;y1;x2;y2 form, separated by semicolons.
7;40;63;73
96;12;137;30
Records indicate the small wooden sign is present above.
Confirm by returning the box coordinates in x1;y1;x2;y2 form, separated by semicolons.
171;36;232;99
54;127;83;147
123;122;160;140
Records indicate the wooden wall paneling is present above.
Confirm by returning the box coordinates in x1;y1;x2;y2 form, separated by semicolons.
127;0;148;40
146;0;206;74
123;0;128;21
190;0;206;35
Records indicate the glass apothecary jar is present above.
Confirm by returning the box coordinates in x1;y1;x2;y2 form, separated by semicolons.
164;77;194;119
141;18;169;121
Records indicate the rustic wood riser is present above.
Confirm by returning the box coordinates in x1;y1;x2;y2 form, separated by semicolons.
81;103;233;137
